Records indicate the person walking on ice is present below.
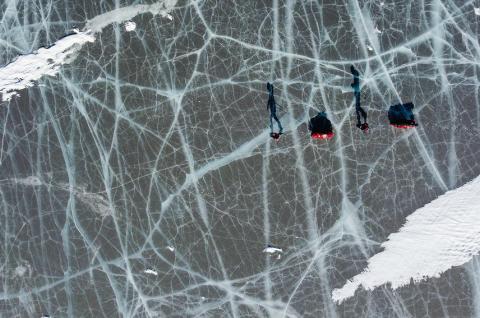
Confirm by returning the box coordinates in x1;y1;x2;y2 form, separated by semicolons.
266;82;283;140
350;65;368;132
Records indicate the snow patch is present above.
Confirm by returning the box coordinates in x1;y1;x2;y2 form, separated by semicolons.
367;45;374;51
124;21;136;32
0;30;95;101
263;246;283;254
15;265;27;277
332;175;480;303
144;269;158;276
475;7;480;15
0;1;178;102
84;1;178;33
167;246;175;252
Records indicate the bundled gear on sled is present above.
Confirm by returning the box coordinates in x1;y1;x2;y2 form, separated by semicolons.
388;102;417;128
309;112;334;140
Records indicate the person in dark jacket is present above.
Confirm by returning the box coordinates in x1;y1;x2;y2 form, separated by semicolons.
351;65;368;131
388;102;417;128
266;82;283;139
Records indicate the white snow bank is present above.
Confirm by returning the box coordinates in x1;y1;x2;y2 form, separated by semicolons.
84;0;177;33
0;1;177;102
332;175;480;303
0;30;95;101
124;21;137;32
475;7;480;15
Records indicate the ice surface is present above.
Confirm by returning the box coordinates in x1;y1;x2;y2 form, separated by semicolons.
0;0;479;317
332;175;480;303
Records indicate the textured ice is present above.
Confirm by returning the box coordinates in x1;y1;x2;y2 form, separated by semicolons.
0;0;479;317
10;176;43;186
332;175;480;303
7;176;113;217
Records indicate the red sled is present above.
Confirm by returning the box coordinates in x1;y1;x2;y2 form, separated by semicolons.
390;123;416;129
311;132;334;140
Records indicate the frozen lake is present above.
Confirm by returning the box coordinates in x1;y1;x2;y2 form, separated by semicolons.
0;0;479;317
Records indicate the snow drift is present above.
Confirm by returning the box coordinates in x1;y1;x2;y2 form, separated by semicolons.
0;0;177;102
0;30;94;101
332;175;480;303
